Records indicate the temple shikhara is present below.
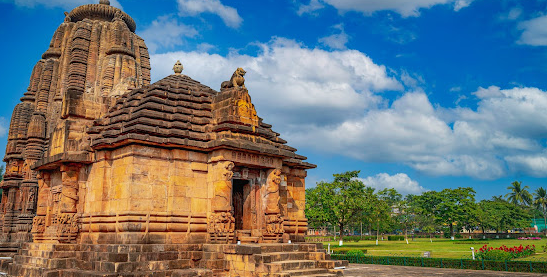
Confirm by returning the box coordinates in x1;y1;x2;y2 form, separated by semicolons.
0;1;346;276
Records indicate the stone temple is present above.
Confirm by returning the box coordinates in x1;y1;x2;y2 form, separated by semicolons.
0;1;346;276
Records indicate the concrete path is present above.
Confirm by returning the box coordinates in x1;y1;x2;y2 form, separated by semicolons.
343;263;547;276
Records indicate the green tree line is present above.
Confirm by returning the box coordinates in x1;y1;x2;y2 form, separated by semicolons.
305;171;545;239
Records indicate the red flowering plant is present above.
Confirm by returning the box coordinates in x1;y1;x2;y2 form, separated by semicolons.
475;244;536;260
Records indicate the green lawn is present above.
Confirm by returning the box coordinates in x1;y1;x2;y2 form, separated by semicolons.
321;238;547;261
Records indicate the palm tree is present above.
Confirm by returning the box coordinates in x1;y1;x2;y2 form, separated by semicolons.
505;181;532;206
534;187;547;234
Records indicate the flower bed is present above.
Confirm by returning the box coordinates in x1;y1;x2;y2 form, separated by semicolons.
518;237;542;240
475;244;535;260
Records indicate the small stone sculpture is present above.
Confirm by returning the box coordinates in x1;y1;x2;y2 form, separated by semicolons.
221;67;246;89
173;60;183;75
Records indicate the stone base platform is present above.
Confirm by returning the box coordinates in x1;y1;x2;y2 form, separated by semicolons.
8;243;205;277
6;242;346;277
202;243;347;277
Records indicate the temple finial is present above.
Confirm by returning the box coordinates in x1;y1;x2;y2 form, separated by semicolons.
173;60;183;75
99;0;110;5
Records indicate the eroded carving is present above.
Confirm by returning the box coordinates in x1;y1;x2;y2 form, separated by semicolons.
221;67;246;89
212;161;234;212
265;214;284;235
265;169;281;215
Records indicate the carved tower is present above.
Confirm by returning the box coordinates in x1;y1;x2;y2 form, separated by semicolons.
0;0;150;246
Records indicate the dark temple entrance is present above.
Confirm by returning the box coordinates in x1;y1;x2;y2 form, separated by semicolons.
232;179;252;231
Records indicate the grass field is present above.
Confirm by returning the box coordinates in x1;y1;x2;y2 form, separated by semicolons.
321;238;547;261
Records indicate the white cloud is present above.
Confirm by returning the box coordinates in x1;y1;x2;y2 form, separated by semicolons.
177;0;242;28
4;0;122;10
319;24;350;50
298;0;473;17
150;38;547;180
151;37;401;127
453;0;472;11
297;0;324;16
499;7;522;21
139;15;198;54
359;173;427;195
518;15;547;46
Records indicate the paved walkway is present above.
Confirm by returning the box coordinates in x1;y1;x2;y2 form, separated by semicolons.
343;263;547;276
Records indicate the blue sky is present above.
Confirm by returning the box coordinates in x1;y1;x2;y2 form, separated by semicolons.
1;0;547;199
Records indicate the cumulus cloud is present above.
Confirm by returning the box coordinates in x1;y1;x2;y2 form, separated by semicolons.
177;0;242;28
139;15;198;54
151;37;401;127
151;38;547;180
319;24;350;50
518;15;547;46
297;0;473;17
359;173;427;195
3;0;122;10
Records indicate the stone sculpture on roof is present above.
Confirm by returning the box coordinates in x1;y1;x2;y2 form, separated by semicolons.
0;1;348;276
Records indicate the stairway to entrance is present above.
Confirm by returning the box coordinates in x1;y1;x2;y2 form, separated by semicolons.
202;243;348;277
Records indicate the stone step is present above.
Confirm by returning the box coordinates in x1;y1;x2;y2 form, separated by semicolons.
259;244;301;253
14;255;72;269
265;260;317;272
316;260;348;269
238;237;260;244
297;273;338;277
256;252;309;263
269;268;329;277
60;269;117;277
172;268;213;277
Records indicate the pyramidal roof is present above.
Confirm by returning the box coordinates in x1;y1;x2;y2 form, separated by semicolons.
88;72;315;169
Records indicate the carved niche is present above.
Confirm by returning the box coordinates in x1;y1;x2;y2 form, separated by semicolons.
212;161;234;212
208;161;236;243
264;169;284;236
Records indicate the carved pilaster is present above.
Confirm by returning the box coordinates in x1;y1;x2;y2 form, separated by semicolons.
264;169;284;241
212;161;234;212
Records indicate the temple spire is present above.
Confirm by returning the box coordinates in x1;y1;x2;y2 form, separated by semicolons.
100;0;110;5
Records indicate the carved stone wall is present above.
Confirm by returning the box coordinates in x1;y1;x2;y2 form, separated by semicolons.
1;1;151;244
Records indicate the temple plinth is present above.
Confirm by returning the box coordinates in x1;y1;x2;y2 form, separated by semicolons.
2;1;348;277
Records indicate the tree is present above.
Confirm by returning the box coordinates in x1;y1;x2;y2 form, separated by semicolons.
534;187;547;234
305;171;368;240
478;197;531;233
413;187;476;236
506;181;532;206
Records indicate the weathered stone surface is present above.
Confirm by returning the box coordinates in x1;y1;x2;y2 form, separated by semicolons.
1;1;336;277
1;0;150;247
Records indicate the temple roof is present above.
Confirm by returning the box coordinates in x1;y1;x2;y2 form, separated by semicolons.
88;72;315;169
68;2;136;32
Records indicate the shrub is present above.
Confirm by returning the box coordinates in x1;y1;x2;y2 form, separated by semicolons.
388;235;405;241
345;236;361;242
346;249;367;255
455;234;463;239
475;244;536;260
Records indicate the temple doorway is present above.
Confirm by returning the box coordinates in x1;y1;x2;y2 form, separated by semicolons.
232;179;252;231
